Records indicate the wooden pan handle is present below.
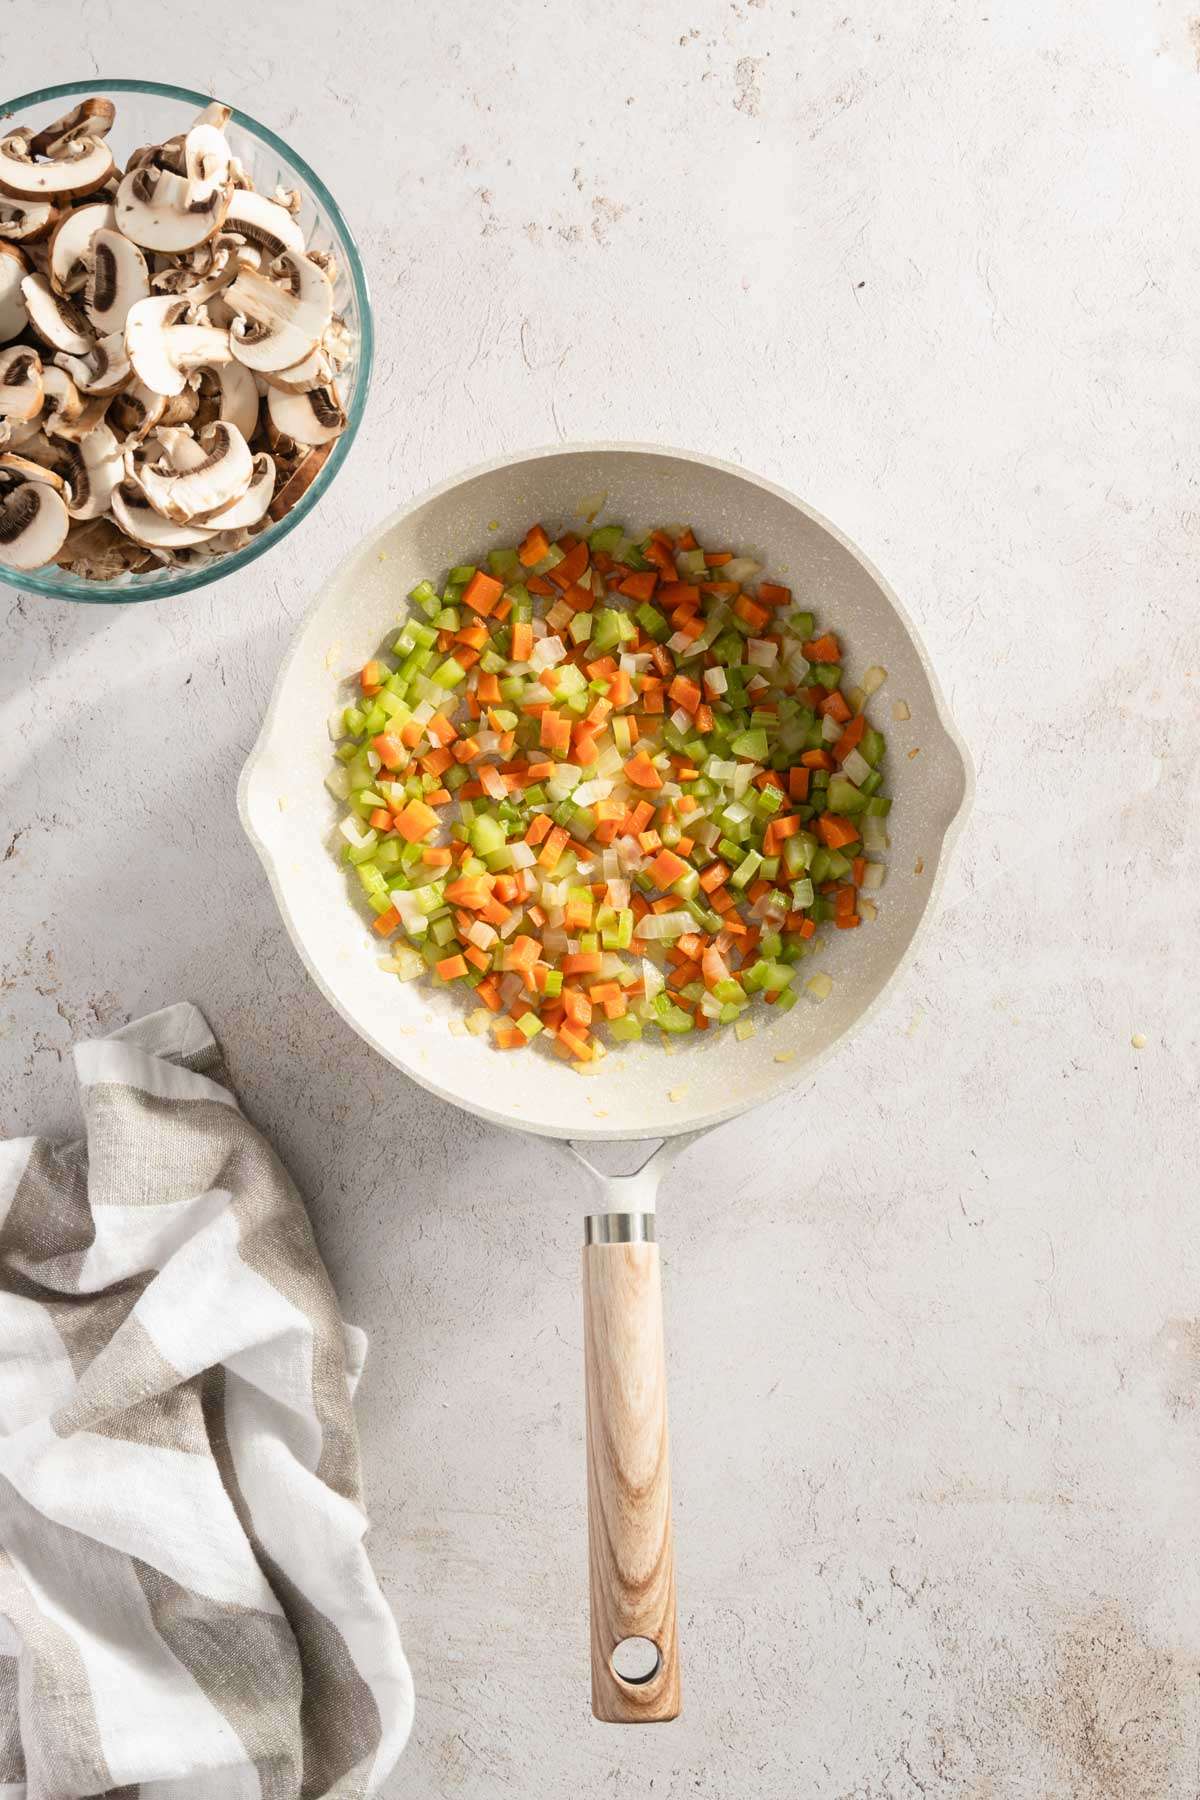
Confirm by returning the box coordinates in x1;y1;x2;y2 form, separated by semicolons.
582;1215;680;1723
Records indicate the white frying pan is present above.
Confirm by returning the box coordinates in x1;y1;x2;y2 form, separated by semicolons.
239;443;972;1722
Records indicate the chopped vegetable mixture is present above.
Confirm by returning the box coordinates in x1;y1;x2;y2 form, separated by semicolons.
327;521;892;1062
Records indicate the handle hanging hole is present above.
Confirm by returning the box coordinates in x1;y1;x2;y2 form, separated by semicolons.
611;1636;662;1685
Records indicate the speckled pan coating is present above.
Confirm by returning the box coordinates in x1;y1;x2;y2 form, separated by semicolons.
239;443;973;1140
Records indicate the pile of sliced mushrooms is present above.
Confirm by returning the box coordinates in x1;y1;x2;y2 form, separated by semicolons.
0;96;350;578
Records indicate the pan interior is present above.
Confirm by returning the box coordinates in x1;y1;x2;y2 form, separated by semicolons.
241;446;970;1141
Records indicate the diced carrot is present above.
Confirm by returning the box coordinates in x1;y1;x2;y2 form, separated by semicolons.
525;813;553;846
436;954;468;981
704;550;732;566
563;989;593;1027
360;660;384;694
699;860;729;892
668;674;701;715
423;846;453;868
820;689;852;724
803;633;841;662
493;1023;527;1049
453;736;482;763
421;746;454;777
816;813;860;850
372;906;400;937
851;856;867;887
562;952;602;975
548;540;588;589
788;765;811;801
369;807;392;831
800;749;835;771
392;800;438;842
538;825;570;870
372;732;406;771
833;713;867;763
557;1023;592;1059
625;750;663;790
617;571;657;602
455;624;489;651
733;595;769;630
758;583;791;605
648;848;687;888
462;570;503;616
518;523;551;566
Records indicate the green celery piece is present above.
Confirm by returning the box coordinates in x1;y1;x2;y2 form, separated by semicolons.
791;877;814;908
432;655;468;688
634;602;670;641
866;795;892;816
506;583;533;621
433;606;460;629
609;1014;643;1041
861;727;886;767
470;814;508;855
810;662;841;692
590;608;624;652
658;1004;695;1035
730;728;768;760
429;916;457;947
825;850;853;879
774;984;799;1013
713;978;746;1005
787;610;815;639
826;775;868;815
756;785;784;816
760;856;780;882
809;847;832;883
731;849;763;889
409;579;439;618
542;970;564;998
516;1012;543;1040
859;770;882;797
448;564;476;583
588;524;625;553
489;548;520;580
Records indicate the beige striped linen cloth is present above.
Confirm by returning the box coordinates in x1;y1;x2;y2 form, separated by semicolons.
0;1003;413;1799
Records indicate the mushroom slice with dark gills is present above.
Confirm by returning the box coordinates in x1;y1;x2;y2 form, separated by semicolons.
136;419;253;522
222;189;306;265
227;250;332;372
0;195;59;243
107;378;166;444
0;475;70;568
83;227;148;333
114;159;231;255
125;294;231;396
201;449;274;529
0;128;114;202
0;344;44;422
47;201;115;295
39;366;109;441
266;381;344;446
190;360;258;439
110;478;220;551
29;98;117;158
267;440;331;522
20;272;94;355
0;242;28;341
54;330;132;397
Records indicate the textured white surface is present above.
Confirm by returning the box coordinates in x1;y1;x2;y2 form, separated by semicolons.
2;4;1199;1795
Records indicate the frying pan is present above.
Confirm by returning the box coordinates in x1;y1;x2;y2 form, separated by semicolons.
238;443;972;1722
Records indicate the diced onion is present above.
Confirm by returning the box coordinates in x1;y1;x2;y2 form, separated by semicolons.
531;636;566;668
670;707;692;733
325;767;351;801
842;748;872;786
806;973;833;1002
747;638;778;668
821;713;841;744
862;665;887;695
392;947;425;981
642;959;665;1000
339;817;376;848
467;919;498;948
861;861;885;890
509;842;536;868
862;814;889;852
718;557;761;584
893;700;911;721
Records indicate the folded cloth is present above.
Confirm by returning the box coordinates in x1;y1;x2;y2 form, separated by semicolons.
0;1003;412;1799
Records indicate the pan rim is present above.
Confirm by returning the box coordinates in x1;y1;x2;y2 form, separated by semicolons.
239;440;975;1143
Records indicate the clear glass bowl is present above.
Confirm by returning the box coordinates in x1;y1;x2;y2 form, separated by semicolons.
0;78;373;604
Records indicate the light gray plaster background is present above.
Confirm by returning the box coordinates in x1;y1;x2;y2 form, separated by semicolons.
2;3;1199;1795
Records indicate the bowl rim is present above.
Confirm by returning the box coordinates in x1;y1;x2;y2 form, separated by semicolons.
239;440;976;1142
0;77;373;604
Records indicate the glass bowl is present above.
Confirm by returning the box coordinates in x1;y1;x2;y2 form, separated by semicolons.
0;78;373;604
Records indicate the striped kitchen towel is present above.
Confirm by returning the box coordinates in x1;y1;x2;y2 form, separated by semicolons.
0;1002;413;1799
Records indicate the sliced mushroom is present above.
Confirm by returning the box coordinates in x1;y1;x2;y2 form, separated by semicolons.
111;479;220;548
47;200;115;294
0;477;70;568
137;419;253;521
114;162;231;254
0;131;114;202
190;358;258;438
83;226;148;332
226;254;331;372
323;316;351;370
0;344;43;422
30;98;117;157
0;450;67;492
52;422;124;519
107;378;165;443
201;449;274;528
0;242;28;340
266;382;344;446
0;195;59;242
40;365;108;440
223;188;306;262
54;329;132;397
184;123;231;210
267;440;331;522
20;272;94;355
272;185;302;216
0;415;42;450
192;102;232;133
125;294;231;396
